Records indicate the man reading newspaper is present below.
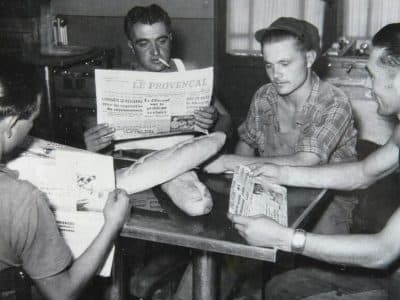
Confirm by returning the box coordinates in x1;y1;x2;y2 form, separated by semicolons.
84;4;231;152
0;59;130;300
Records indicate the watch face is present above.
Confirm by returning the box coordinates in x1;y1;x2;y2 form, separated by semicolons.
291;229;306;253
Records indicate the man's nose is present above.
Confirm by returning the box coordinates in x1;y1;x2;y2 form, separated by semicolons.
272;66;282;80
150;42;160;56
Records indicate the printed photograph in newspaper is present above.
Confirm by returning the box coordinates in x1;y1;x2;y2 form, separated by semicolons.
229;165;288;226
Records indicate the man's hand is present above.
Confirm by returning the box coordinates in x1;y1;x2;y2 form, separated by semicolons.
203;154;234;174
249;163;283;184
228;214;293;251
103;189;130;230
194;106;218;130
84;123;115;152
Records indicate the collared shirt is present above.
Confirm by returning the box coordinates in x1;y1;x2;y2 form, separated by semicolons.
238;73;358;163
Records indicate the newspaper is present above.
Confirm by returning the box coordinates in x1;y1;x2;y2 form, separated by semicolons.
95;67;214;140
5;136;116;276
229;165;288;226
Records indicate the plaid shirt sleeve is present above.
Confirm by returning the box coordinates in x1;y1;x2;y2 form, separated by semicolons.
295;98;353;164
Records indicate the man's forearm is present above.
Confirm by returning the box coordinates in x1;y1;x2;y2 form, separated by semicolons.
222;152;320;171
66;223;119;298
36;223;120;300
275;227;392;269
279;162;367;190
302;232;388;269
280;142;399;190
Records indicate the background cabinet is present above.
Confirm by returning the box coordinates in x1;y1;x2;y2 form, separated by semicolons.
52;48;114;148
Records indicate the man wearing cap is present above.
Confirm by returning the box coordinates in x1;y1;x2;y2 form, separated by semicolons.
205;17;358;234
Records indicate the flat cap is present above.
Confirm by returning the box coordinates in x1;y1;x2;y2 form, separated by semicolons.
255;17;321;55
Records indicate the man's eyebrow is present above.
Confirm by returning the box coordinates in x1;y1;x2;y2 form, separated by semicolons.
264;58;290;64
156;35;170;40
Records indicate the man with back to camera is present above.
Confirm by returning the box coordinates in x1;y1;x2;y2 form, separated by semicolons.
83;4;232;152
0;59;130;300
229;23;400;299
205;17;358;235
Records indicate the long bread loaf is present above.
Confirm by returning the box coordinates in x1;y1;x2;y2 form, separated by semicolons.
161;171;212;216
116;132;226;194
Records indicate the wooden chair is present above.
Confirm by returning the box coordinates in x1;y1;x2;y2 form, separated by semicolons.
0;268;32;300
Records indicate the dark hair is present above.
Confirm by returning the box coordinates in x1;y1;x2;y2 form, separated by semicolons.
372;23;400;68
0;58;40;121
124;4;171;40
261;30;310;53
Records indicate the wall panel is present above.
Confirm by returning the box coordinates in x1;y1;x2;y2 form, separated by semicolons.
51;0;213;18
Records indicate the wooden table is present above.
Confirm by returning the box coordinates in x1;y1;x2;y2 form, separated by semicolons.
114;173;330;300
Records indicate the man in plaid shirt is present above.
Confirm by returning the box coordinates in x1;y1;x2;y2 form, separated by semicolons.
206;17;358;234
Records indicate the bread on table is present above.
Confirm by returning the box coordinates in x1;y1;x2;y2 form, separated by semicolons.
116;132;226;194
161;170;212;216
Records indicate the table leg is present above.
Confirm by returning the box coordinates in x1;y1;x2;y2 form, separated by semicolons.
192;250;217;300
112;239;128;300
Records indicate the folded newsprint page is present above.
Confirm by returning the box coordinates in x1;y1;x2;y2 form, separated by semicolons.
95;67;214;140
229;165;288;226
5;136;116;276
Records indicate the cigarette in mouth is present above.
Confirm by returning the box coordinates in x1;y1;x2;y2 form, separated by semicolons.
158;57;170;68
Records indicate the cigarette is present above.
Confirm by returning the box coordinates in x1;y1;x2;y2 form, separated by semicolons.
158;57;170;68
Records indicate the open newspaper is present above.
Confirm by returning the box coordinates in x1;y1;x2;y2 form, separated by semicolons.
95;67;213;140
5;136;116;276
229;165;288;226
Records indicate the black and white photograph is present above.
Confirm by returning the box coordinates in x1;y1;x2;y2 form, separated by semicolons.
1;1;400;299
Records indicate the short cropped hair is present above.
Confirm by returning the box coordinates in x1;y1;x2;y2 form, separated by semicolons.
372;23;400;69
0;58;40;121
124;4;171;40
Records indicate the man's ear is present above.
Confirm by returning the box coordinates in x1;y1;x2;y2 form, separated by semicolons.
306;50;317;68
0;116;18;139
127;40;135;54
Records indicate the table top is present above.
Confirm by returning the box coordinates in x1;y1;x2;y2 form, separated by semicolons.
121;173;328;262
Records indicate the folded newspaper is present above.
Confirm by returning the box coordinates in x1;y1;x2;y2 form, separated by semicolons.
5;136;116;276
229;165;288;226
95;67;213;140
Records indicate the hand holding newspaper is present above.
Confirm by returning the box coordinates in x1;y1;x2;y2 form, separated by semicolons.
6;136;116;276
229;165;288;226
95;67;214;140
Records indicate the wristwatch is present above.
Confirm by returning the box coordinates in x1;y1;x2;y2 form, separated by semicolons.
291;229;307;254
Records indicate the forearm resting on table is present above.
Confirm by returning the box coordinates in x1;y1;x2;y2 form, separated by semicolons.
34;223;119;300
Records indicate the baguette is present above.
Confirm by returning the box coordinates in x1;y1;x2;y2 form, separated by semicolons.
161;171;212;216
116;132;226;194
